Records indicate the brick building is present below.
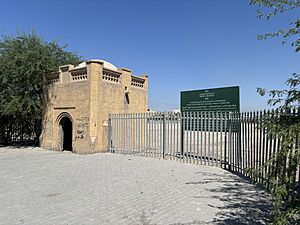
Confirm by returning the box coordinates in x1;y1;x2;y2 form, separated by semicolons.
40;59;148;154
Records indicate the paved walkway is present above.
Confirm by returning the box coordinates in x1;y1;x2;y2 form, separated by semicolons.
0;147;271;225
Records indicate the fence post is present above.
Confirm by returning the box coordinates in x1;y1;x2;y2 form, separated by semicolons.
228;112;233;171
180;112;184;159
107;114;112;152
238;112;242;173
163;112;167;159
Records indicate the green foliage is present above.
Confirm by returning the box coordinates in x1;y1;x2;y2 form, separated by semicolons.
250;0;300;52
251;1;300;224
257;69;300;225
258;74;300;108
0;32;80;143
258;107;300;224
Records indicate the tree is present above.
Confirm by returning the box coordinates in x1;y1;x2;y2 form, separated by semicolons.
250;0;300;52
250;1;300;224
0;32;81;144
257;76;300;224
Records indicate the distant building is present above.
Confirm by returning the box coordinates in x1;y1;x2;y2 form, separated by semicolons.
40;59;148;154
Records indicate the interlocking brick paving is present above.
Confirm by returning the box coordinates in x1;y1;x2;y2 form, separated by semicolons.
0;147;271;225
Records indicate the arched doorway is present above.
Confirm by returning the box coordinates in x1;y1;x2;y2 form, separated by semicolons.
59;117;73;151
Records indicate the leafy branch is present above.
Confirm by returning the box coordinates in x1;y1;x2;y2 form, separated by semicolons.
250;0;300;51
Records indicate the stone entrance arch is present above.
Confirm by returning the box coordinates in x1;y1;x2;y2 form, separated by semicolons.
57;113;73;151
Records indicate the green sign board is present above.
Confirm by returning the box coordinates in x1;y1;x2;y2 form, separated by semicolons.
181;86;240;112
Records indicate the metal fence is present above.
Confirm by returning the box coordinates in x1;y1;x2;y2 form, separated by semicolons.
229;110;300;189
0;119;37;144
108;110;300;189
109;112;230;166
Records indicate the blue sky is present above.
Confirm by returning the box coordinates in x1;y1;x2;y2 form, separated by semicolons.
0;0;299;111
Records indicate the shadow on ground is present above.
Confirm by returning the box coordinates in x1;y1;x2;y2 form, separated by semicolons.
184;171;271;225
